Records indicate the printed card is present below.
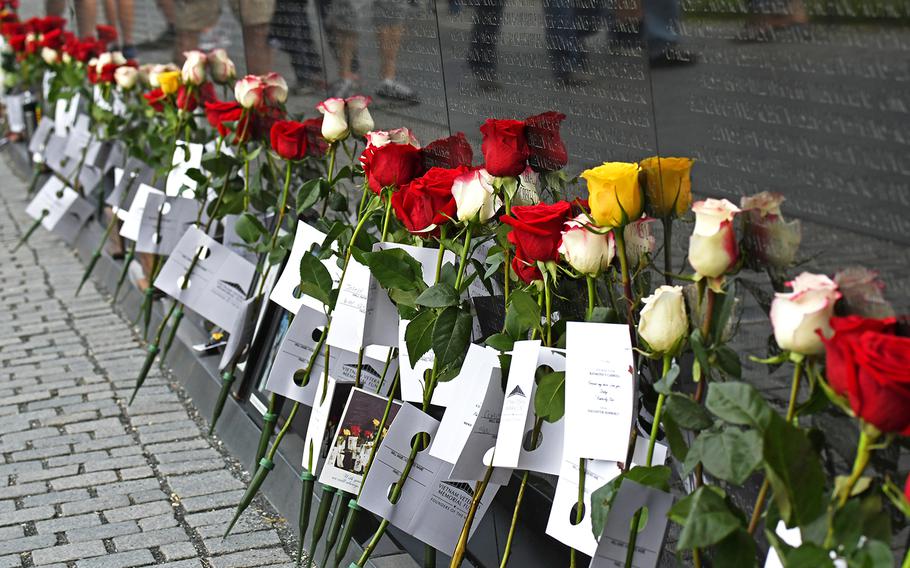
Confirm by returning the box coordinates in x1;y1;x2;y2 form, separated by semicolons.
28;118;55;158
490;342;565;475
219;296;259;370
165;141;204;198
25;177;94;244
428;344;511;484
5;94;25;133
119;183;164;242
43;135;70;174
63;114;92;160
318;388;401;494
590;479;673;568
154;227;257;331
136;193;202;255
53;95;80;137
269;222;341;314
302;376;353;474
545;439;668;557
108;158;155;211
565;322;636;462
358;403;499;555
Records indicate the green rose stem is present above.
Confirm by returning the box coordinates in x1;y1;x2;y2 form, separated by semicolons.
296;470;316;565
13;209;48;252
26;166;43;196
113;243;136;300
352;227;474;568
135;255;162;339
623;354;672;568
586;276;597;320
319;491;353;568
77;174;139;296
380;188;394;241
823;427;879;550
611;228;635;329
747;355;805;535
321;143;337;217
661;217;673;286
498;419;544;568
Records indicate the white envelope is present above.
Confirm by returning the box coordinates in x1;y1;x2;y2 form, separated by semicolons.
358;403;499;555
119;183;164;242
269;221;342;314
565;322;636;462
154;227;257;331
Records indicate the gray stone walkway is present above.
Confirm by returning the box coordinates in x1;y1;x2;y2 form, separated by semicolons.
0;157;298;567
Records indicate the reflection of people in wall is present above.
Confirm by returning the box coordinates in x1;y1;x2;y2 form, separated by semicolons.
174;0;275;74
270;0;325;93
739;0;808;41
137;0;177;50
102;0;136;58
320;0;417;101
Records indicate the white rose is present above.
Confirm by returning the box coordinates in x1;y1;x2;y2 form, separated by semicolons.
41;47;58;65
770;272;841;355
234;75;263;108
181;50;207;85
317;97;348;142
558;215;614;276
387;127;419;147
345;95;374;137
688;198;741;278
262;72;288;105
638;285;688;354
452;168;501;223
62;52;72;64
207;48;235;84
114;66;138;90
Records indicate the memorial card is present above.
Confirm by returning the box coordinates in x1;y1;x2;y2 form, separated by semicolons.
565;322;635;462
318;388;401;494
28;118;55;159
165;141;204;198
53;95;80;137
589;480;673;568
219;296;259;370
136;193;202;255
25;177;94;244
154;227;257;331
118;183;163;242
63;114;92;160
302;376;352;474
107;158;154;211
5;94;25;133
269;221;341;314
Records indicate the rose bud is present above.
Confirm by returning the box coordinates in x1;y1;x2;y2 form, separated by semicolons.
366;143;422;194
770;272;841;355
138;63;155;85
525;111;568;172
834;267;895;319
317;97;349;142
558;215;614;277
623;217;657;267
262;72;288;105
638;285;688;354
207;48;235;84
345;95;374;137
480;118;530;178
40;46;58;65
421;132;473;170
156;69;181;95
688;198;740;279
181;50;207;85
640;156;694;218
270;120;309;161
501;201;573;264
581;162;643;227
822;315;910;435
234;75;263;108
452;168;501;224
740;192;801;271
114;65;138;90
391;165;468;235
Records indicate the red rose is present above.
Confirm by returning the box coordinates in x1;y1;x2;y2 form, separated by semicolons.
270;120;309;161
1;22;24;37
302;117;329;157
96;24;117;44
8;33;24;52
143;88;167;112
204;100;243;137
367;143;423;194
97;63;117;83
823;315;910;434
41;28;63;49
480;118;529;178
176;82;216;112
905;473;910;503
36;15;65;33
351;425;361;437
500;201;572;264
525;111;568;172
245;105;285;143
391;165;469;235
511;254;542;284
421;132;473;170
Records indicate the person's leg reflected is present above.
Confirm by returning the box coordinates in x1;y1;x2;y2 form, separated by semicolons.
74;0;98;38
373;0;416;102
46;0;67;17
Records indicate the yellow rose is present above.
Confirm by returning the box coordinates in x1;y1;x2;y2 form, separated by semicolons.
156;70;181;95
640;156;694;218
581;162;643;228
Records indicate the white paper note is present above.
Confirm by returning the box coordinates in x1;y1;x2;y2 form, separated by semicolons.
589;479;673;568
269;222;341;314
25;177;94;243
165;141;204;198
119;183;163;242
136;193;202;255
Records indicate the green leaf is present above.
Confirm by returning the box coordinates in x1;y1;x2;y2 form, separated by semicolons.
484;252;504;280
485;333;514;353
298;253;333;307
534;371;565;423
690;329;710;370
849;540;894;568
670;485;742;549
711;279;738;339
625;465;671;491
590;466;670;540
714;345;742;378
504;289;541;339
296;178;321;213
405;310;436;368
653;362;680;395
705;382;774;430
785;544;833;567
235;212;267;244
201;152;238;176
713;528;758;568
661;414;689;461
832;493;891;556
762;414;826;528
415;283;459;308
432;307;473;369
685;428;762;484
586;306;618;324
360;248;424;292
663;393;713;430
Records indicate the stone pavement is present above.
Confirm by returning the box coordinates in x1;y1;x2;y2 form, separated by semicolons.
0;156;299;566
